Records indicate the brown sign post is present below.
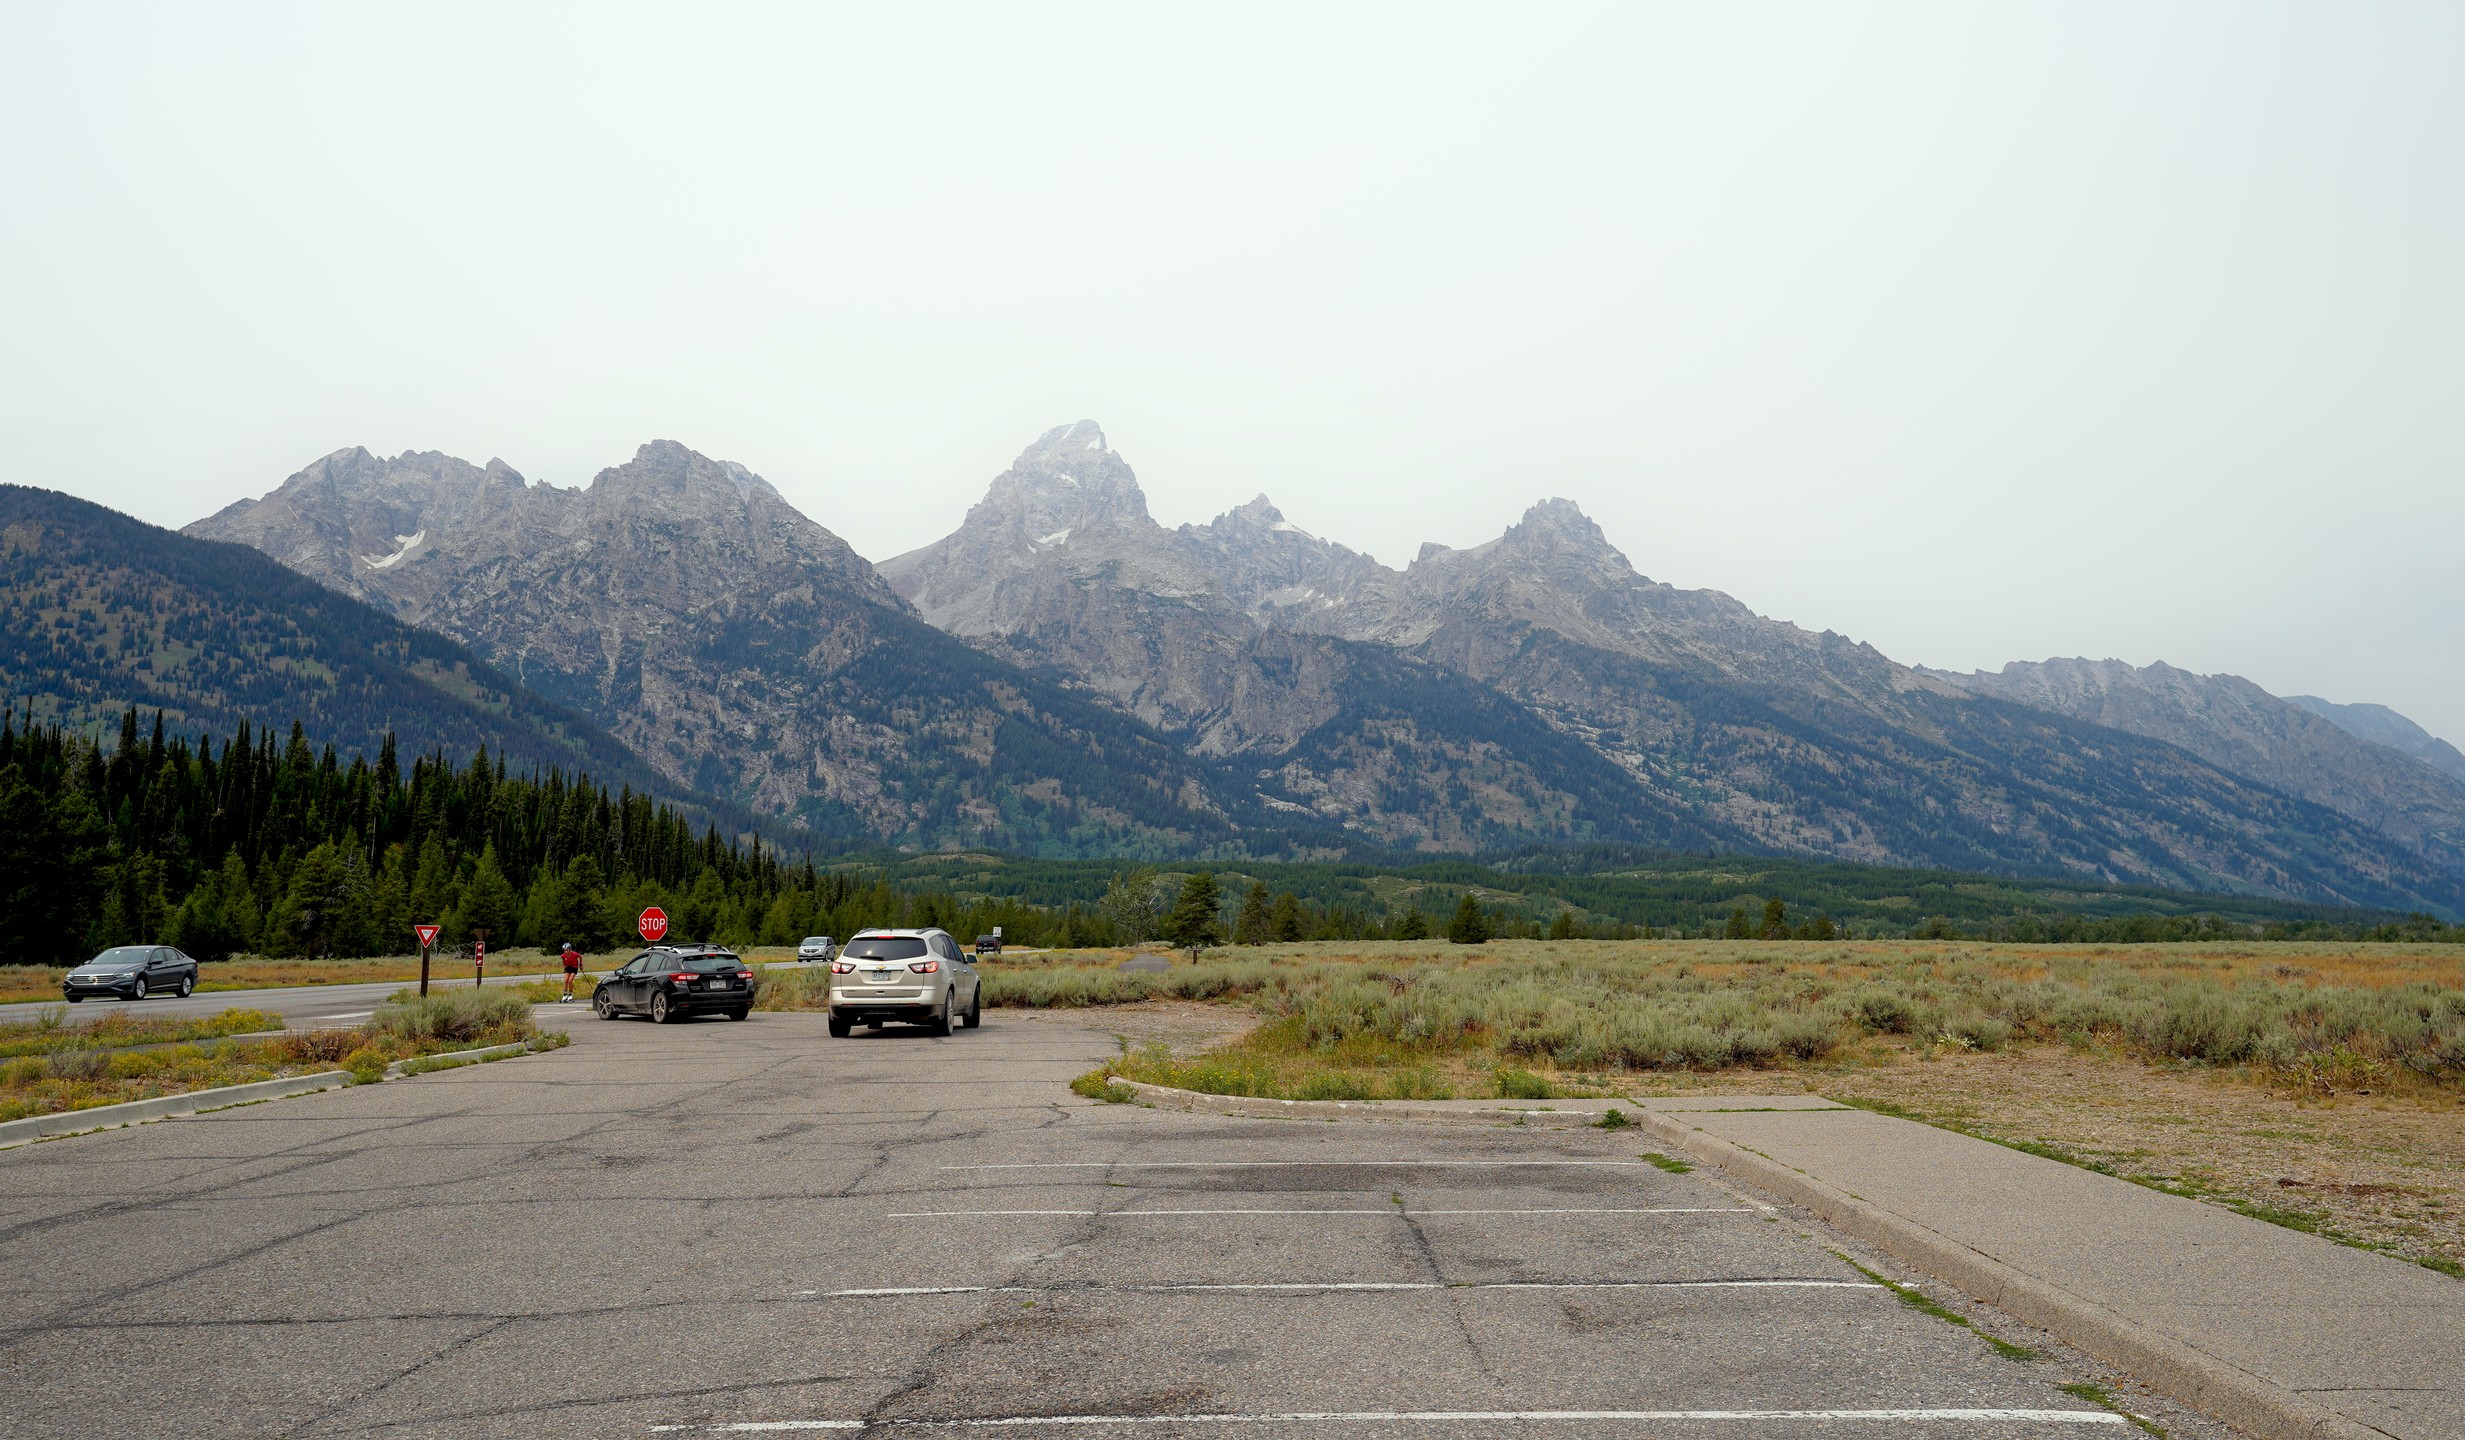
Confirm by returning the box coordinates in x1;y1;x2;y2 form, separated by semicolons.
414;924;442;996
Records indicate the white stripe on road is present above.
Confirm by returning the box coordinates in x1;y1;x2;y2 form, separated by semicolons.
654;1408;2125;1432
941;1161;1654;1170
814;1279;1879;1297
885;1208;1756;1218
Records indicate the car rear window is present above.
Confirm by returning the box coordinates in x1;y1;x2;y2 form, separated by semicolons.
679;954;742;972
844;937;928;961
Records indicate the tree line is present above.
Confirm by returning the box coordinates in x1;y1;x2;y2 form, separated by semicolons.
3;706;2456;968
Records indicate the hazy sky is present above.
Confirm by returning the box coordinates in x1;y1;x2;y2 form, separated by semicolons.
5;4;2462;738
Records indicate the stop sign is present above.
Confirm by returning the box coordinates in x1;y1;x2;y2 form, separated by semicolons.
638;907;669;943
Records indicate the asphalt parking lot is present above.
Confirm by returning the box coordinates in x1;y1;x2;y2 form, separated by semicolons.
0;1006;2168;1438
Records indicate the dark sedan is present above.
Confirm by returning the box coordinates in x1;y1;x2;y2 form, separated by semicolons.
64;946;199;1002
592;945;756;1023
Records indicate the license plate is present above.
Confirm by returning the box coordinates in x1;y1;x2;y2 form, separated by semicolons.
864;970;898;982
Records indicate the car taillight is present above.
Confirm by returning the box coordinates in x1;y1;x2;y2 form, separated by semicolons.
909;960;940;973
669;972;695;983
736;970;753;980
831;961;854;974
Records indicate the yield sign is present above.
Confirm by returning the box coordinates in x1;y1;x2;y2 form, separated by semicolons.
638;907;670;943
414;924;443;949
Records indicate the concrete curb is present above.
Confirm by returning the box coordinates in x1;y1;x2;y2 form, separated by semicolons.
0;1070;353;1149
0;1040;554;1151
1626;1108;2381;1440
383;1040;537;1077
1115;1080;1618;1130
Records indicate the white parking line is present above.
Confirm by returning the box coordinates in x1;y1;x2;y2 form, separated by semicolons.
813;1279;1880;1297
885;1208;1757;1218
942;1161;1654;1170
654;1408;2125;1432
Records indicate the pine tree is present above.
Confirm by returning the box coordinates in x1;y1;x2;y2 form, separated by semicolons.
1446;893;1493;945
1162;871;1221;956
1723;906;1752;940
1546;909;1581;941
454;843;519;946
1393;906;1431;941
1757;897;1789;940
1234;880;1273;945
1270;891;1305;943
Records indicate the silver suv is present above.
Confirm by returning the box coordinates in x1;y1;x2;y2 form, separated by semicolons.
797;935;837;963
828;928;981;1037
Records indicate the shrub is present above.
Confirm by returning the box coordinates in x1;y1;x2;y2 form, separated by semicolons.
1495;1067;1554;1099
375;989;535;1046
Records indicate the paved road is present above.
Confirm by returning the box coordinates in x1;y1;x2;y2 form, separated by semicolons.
0;1010;2167;1439
35;975;569;1029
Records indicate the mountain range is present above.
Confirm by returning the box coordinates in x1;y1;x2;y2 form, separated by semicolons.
23;417;2445;914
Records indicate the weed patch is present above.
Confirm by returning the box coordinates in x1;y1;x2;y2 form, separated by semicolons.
2058;1382;2166;1437
1835;1254;2037;1361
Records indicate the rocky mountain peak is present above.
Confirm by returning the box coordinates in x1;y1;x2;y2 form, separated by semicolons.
588;439;781;511
975;420;1151;535
1215;494;1286;527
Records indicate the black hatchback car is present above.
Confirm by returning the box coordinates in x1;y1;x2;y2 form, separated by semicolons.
592;945;756;1024
64;946;199;1002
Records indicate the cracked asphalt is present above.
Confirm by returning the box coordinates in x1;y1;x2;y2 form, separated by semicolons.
0;1007;2162;1438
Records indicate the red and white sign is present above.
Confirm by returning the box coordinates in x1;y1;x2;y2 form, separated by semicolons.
638;907;670;943
414;924;442;949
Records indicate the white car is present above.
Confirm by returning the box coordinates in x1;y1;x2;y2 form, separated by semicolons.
828;928;981;1037
797;935;837;963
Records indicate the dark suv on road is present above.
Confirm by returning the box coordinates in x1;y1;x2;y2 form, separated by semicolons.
592;945;757;1024
64;946;199;1002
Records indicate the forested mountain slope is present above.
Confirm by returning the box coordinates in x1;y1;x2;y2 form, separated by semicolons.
0;484;656;789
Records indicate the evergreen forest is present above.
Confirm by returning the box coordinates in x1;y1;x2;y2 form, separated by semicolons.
2;707;2456;971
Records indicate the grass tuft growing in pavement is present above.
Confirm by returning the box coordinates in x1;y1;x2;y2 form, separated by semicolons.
2059;1382;2167;1437
1834;1253;2038;1361
1641;1152;1693;1174
1069;1069;1136;1104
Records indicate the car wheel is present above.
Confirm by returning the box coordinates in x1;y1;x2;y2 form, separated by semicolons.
66;995;82;1003
727;1008;749;1021
130;977;148;1001
930;993;955;1037
827;1014;851;1038
594;992;618;1020
177;973;195;998
964;987;982;1029
650;992;673;1025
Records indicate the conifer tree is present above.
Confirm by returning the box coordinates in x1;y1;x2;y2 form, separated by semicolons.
454;843;519;945
1758;897;1789;940
1234;880;1273;945
1393;905;1430;941
1447;893;1492;945
1270;891;1305;943
1723;906;1752;939
1163;871;1222;956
